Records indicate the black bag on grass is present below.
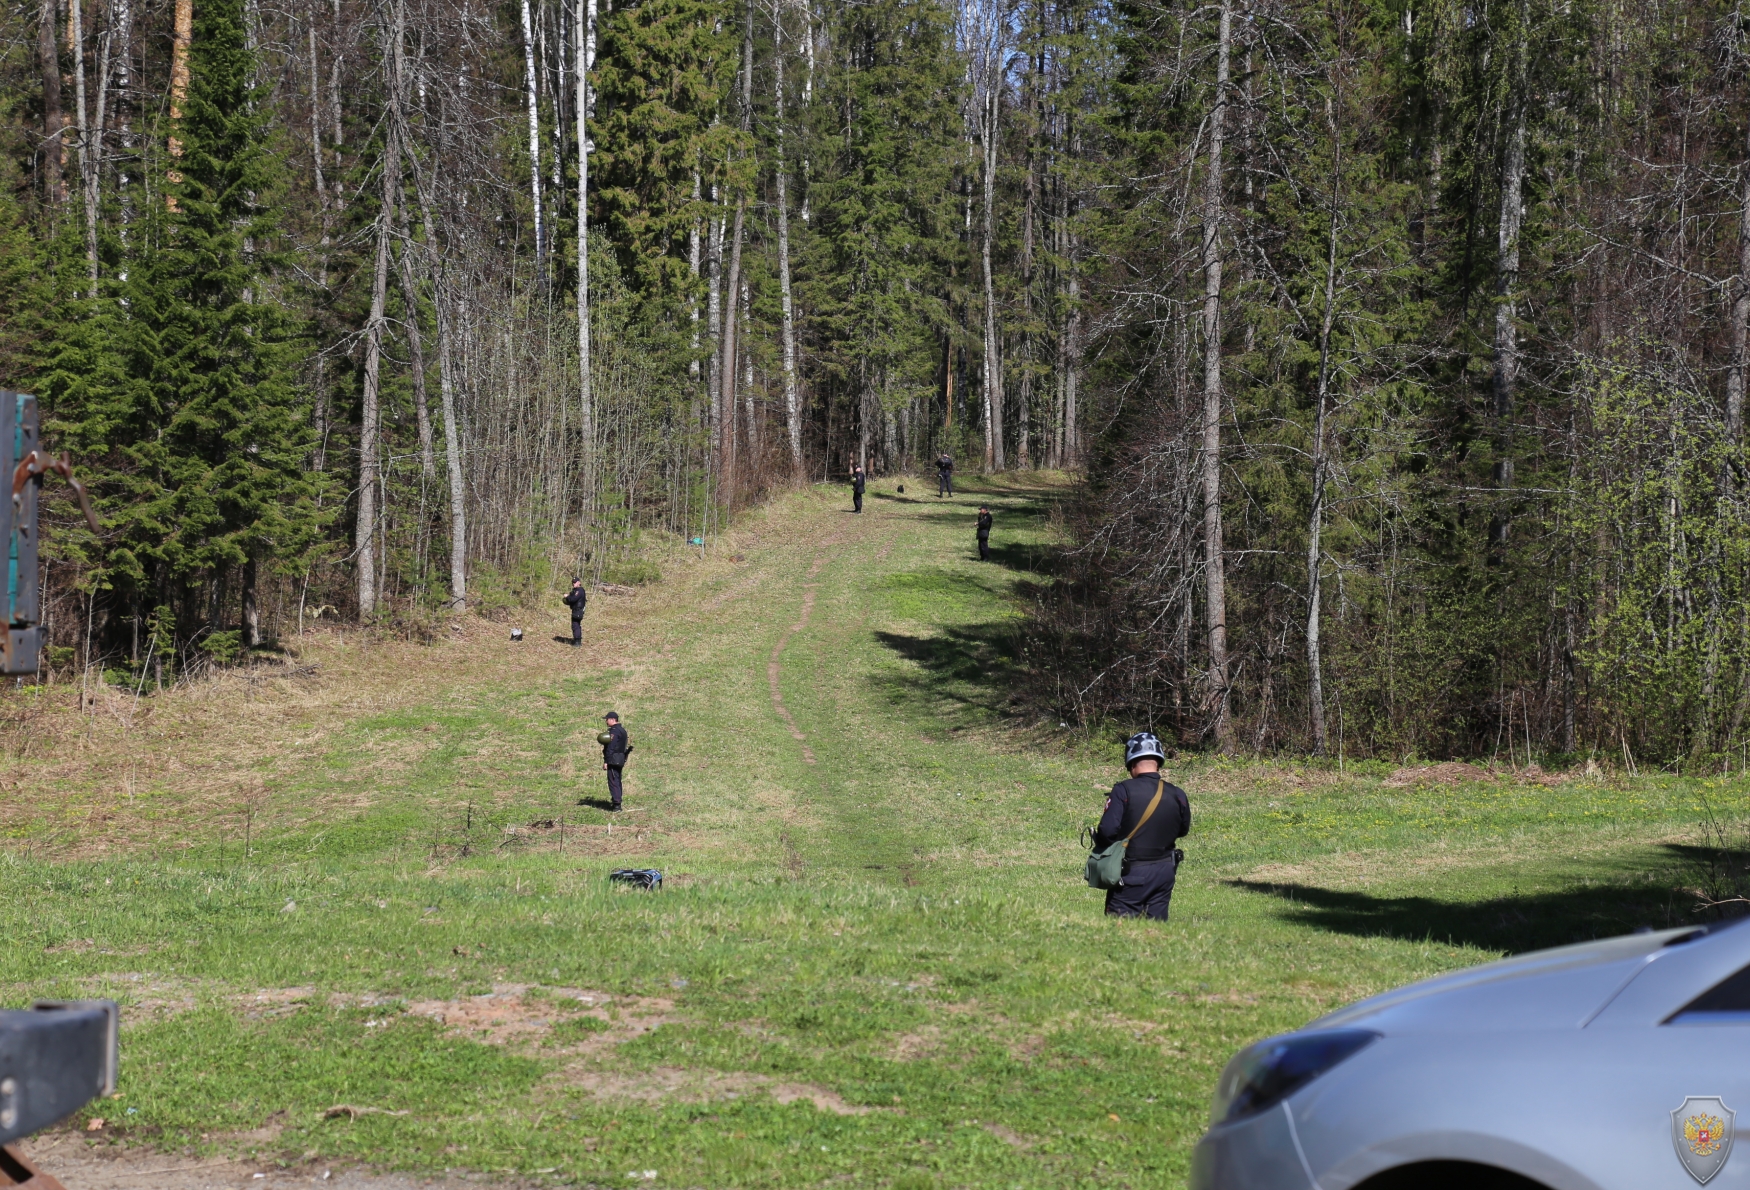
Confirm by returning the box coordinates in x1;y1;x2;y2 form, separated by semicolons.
609;868;663;890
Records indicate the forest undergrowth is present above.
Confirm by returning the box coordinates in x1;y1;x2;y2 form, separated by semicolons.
3;475;1748;1190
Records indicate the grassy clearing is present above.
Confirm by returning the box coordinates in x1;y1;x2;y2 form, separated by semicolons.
4;472;1748;1189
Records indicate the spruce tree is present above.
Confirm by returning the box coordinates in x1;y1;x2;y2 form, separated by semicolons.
42;0;318;643
802;0;963;447
593;0;739;308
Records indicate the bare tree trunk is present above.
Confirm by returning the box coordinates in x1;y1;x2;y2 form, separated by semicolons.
1065;266;1080;463
717;0;752;505
72;0;102;294
357;127;399;619
742;279;756;464
39;0;64;204
308;0;325;199
242;557;261;647
547;0;563;196
800;0;814;224
1056;89;1082;467
1016;12;1040;470
397;238;435;477
169;0;190;124
1051;322;1065;468
436;283;466;603
719;196;746;505
519;0;545;277
1306;68;1344;758
773;0;802;473
1200;0;1233;751
1562;581;1576;753
707;186;723;441
689;171;702;380
858;362;871;471
1051;157;1066;470
943;334;955;431
328;0;341;153
387;0;432;479
416;170;466;606
980;79;1003;470
165;0;190;211
575;0;596;510
1728;121;1750;442
1489;0;1528;555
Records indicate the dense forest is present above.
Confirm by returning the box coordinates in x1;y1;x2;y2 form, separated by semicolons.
1;0;1748;765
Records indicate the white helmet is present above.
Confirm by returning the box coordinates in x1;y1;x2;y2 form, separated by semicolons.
1124;731;1167;766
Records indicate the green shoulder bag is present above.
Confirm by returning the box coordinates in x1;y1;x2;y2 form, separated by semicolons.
1084;776;1164;890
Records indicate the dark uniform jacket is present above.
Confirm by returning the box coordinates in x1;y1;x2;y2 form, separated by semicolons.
976;510;993;539
937;455;953;476
563;586;588;619
602;723;630;767
1093;773;1190;864
851;470;867;494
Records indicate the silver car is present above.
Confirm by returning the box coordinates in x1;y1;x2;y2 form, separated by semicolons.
1192;918;1750;1189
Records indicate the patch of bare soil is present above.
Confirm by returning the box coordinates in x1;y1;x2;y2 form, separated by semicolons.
33;975;221;1022
40;940;149;958
49;983;682;1045
982;1123;1032;1149
396;986;678;1048
558;1068;873;1115
19;1134;534;1190
238;988;320;1021
888;1026;944;1062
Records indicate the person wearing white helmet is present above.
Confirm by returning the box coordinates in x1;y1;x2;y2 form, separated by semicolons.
1091;731;1191;919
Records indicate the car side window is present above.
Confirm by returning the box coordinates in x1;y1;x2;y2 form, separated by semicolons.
1670;963;1750;1024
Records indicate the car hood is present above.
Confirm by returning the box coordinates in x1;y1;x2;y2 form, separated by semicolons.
1307;926;1706;1034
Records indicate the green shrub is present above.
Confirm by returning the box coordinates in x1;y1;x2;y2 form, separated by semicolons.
467;565;520;621
201;630;242;665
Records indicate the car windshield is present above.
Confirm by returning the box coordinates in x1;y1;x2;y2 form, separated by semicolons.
1668;921;1750;1024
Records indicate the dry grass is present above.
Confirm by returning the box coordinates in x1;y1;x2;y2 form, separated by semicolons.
0;509;799;861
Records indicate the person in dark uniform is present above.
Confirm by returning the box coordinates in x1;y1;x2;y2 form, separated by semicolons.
975;506;993;561
936;453;954;497
562;578;587;646
851;464;866;513
1092;731;1190;920
600;711;631;811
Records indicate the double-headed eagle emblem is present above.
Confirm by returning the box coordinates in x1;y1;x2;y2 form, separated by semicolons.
1673;1097;1737;1184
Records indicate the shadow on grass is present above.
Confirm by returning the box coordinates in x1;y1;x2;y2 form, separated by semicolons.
1228;843;1748;954
873;622;1026;719
983;540;1061;575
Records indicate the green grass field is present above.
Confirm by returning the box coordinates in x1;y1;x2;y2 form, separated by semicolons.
4;473;1748;1189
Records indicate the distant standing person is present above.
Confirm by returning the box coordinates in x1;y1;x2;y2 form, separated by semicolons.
562;578;588;647
600;711;631;812
976;505;993;561
850;463;866;514
1092;732;1190;920
936;453;954;497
